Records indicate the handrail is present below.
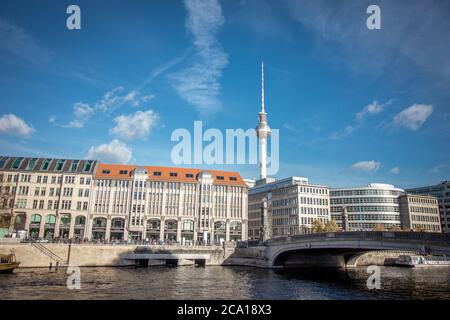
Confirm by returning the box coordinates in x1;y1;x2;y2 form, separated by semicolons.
30;240;67;264
265;231;450;245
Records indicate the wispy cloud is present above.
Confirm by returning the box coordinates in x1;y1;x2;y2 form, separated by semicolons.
349;160;381;173
170;0;229;115
356;100;392;122
429;164;448;174
0;113;35;137
283;123;301;133
283;0;450;82
51;87;154;129
331;100;391;140
0;18;52;65
390;166;400;175
392;104;433;131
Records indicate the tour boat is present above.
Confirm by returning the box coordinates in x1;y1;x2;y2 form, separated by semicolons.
0;253;20;273
395;254;450;267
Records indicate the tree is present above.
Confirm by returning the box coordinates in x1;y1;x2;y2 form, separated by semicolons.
311;219;325;233
373;224;385;232
0;188;14;231
388;225;401;231
324;220;339;232
414;225;426;232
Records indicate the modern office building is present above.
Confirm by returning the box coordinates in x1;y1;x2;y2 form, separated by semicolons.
248;177;330;239
330;183;404;231
406;181;450;233
0;156;248;243
398;194;441;232
0;156;98;239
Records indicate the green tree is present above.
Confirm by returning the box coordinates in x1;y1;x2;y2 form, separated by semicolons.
324;220;339;232
311;219;325;233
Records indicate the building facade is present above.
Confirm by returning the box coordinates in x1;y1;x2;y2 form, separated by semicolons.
0;156;248;243
0;156;97;240
90;164;248;243
248;177;331;239
406;181;450;233
330;183;404;231
398;194;441;232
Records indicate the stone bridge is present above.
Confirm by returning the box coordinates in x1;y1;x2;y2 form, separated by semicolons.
262;231;450;268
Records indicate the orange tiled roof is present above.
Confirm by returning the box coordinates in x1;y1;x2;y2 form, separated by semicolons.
95;163;247;187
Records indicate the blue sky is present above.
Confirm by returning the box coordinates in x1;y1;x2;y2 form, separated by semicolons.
0;0;449;188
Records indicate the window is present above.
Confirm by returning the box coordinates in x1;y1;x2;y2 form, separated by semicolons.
217;176;224;180
55;159;65;171
70;160;79;172
186;173;194;178
83;160;93;172
40;159;52;171
102;169;111;174
153;171;162;176
11;157;24;170
170;172;177;177
26;158;38;170
229;177;237;181
119;170;128;175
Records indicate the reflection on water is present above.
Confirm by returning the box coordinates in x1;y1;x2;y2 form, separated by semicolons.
0;266;449;300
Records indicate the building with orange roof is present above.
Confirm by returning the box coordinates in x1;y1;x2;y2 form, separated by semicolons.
0;156;248;243
90;163;248;243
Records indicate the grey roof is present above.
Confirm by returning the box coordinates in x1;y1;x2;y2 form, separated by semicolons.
0;156;99;174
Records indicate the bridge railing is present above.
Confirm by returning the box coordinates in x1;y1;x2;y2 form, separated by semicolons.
265;231;450;245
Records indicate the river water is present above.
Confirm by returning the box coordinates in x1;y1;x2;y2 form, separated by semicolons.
1;266;449;300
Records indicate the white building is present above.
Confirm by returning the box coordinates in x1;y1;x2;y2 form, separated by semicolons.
248;177;330;239
406;181;450;233
89;163;248;243
330;183;405;231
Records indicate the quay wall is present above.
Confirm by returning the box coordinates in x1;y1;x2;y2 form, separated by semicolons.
0;243;237;268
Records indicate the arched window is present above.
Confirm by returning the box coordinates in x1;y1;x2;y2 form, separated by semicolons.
165;219;178;230
60;214;71;226
45;215;56;225
30;214;42;224
75;216;86;226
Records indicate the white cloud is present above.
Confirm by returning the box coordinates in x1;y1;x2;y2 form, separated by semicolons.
111;110;159;140
392;104;433;130
170;0;228;114
390;166;400;175
356;100;392;122
430;164;448;174
73;102;94;119
94;86;124;112
0;114;35;136
86;139;132;163
349;160;381;173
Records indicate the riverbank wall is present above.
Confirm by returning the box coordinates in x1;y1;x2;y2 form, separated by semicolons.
0;243;241;268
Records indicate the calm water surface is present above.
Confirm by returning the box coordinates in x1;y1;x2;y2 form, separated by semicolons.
1;266;449;300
